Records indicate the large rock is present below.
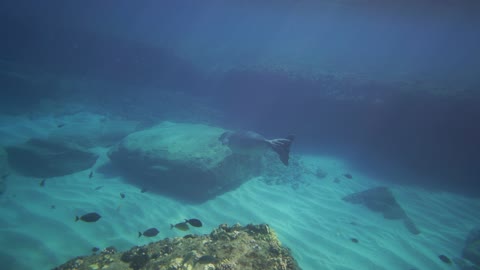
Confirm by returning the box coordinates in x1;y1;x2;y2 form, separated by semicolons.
108;122;263;202
0;147;8;195
54;223;300;270
343;187;420;235
5;138;98;178
463;227;480;267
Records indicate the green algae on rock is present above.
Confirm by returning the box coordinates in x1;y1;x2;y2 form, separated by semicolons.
54;224;301;270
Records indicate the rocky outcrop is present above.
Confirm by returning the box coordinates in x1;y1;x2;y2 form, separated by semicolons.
54;223;300;270
343;187;420;235
107;122;263;203
5;138;98;178
463;227;480;267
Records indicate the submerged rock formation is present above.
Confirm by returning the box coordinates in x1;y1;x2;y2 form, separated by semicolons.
342;187;420;235
108;122;263;203
54;223;300;270
463;227;480;267
5;138;98;178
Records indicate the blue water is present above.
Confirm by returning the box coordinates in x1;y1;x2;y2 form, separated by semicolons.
1;1;480;269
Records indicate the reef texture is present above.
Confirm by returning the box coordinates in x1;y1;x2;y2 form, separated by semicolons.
343;187;420;235
54;223;300;270
463;227;480;267
5;138;98;178
108;122;263;203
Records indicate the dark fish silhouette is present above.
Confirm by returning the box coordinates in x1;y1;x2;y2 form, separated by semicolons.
138;228;159;237
57;123;66;128
171;222;189;231
438;255;451;264
350;238;359;243
219;131;294;166
89;171;94;179
75;212;101;222
140;187;148;193
120;193;125;199
92;247;99;253
197;255;218;264
185;218;203;227
94;186;104;191
344;173;353;179
51;205;56;209
40;179;46;187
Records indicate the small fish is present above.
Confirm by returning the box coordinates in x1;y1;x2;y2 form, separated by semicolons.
57;123;66;128
185;218;203;227
92;247;99;253
50;205;56;209
40;179;46;187
139;228;159;237
197;255;218;264
120;193;125;199
350;238;359;243
75;212;101;222
343;173;353;179
1;173;9;180
171;222;189;231
94;186;104;191
89;171;94;179
140;187;148;193
438;255;451;264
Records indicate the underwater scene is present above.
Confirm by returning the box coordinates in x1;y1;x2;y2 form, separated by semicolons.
1;1;480;269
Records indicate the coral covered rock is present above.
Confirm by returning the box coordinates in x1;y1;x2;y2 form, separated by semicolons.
54;224;300;270
108;122;263;203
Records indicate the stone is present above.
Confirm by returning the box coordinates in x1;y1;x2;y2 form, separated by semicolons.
343;187;420;235
107;122;263;203
54;224;300;270
463;227;480;267
5;138;98;178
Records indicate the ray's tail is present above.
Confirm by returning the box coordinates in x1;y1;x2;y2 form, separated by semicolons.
268;135;295;166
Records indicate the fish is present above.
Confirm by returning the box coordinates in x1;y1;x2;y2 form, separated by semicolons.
197;255;218;264
185;218;203;227
120;193;125;199
94;186;104;191
51;205;56;209
139;228;159;237
219;131;294;166
40;179;46;187
1;173;9;180
75;212;101;222
89;171;94;179
438;255;451;264
344;173;353;179
171;222;189;231
350;238;359;243
57;123;66;128
140;187;148;193
92;247;99;253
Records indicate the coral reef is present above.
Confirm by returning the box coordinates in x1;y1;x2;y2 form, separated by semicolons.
54;224;300;270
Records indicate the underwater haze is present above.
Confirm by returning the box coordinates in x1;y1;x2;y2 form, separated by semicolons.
1;1;480;269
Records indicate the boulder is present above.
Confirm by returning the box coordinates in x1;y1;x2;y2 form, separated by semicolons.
54;223;300;270
108;122;263;203
5;138;98;178
49;112;139;148
0;147;8;194
463;227;480;267
343;187;420;235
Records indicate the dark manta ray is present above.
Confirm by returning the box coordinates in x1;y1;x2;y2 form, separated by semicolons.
219;131;294;166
